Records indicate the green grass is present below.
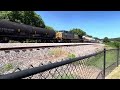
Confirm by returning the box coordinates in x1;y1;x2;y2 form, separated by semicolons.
56;74;76;79
105;51;117;68
4;63;13;71
85;51;117;69
105;41;120;48
0;63;13;74
85;53;104;69
67;53;76;59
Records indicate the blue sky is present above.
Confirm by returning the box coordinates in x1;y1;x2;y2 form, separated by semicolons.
36;11;120;39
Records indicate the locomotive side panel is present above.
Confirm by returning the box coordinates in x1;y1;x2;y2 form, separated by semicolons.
55;32;80;42
73;34;79;39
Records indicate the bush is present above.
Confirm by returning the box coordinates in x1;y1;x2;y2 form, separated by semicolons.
105;41;120;48
113;41;120;48
67;53;76;59
4;63;13;71
103;37;110;43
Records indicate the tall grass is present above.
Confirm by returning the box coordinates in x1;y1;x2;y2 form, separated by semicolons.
105;41;120;48
85;50;117;69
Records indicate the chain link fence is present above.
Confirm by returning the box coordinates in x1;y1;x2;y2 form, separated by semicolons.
0;48;120;79
25;52;104;79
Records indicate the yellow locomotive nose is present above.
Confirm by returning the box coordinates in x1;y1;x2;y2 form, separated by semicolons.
56;32;63;39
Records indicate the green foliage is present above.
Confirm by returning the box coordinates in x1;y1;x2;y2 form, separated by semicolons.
67;53;76;59
110;37;120;42
0;11;11;19
85;53;104;69
105;41;120;48
94;37;99;40
4;63;13;71
56;74;75;79
45;26;54;30
8;11;22;23
103;37;110;43
86;35;92;38
86;51;117;69
0;11;45;28
69;28;86;37
113;41;120;48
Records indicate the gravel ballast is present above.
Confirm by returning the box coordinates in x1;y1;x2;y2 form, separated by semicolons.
0;43;105;78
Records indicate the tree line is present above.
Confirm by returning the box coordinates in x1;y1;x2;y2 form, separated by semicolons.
103;37;120;48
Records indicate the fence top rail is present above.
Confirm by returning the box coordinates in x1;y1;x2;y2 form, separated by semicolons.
0;50;104;79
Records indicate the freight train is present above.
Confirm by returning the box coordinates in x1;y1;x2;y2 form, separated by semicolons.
0;20;97;43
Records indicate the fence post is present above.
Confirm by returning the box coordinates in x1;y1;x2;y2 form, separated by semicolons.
117;48;119;67
103;48;106;79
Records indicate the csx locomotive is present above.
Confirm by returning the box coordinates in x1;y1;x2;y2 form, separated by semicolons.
0;20;96;43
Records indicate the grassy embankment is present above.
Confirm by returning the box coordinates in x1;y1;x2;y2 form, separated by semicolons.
86;41;119;69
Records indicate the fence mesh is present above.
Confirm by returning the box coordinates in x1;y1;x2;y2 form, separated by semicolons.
13;52;104;79
105;49;118;76
0;48;120;79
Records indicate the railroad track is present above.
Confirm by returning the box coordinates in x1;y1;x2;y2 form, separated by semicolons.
0;43;100;51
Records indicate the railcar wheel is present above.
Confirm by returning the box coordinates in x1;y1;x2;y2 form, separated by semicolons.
2;37;9;43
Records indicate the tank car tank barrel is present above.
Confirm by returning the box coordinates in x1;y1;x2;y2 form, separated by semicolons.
0;20;56;42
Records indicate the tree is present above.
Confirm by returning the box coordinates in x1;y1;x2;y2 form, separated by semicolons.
8;11;22;22
86;35;92;38
114;41;120;48
69;28;86;37
0;11;45;28
94;37;99;40
0;11;11;19
45;26;54;30
103;37;110;43
23;11;42;27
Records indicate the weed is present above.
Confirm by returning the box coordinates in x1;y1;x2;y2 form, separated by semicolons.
4;63;13;71
56;74;75;79
67;53;76;59
48;48;68;57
